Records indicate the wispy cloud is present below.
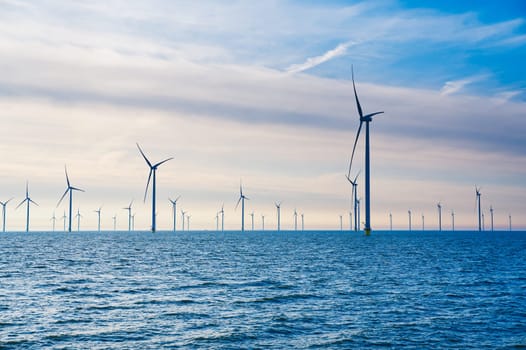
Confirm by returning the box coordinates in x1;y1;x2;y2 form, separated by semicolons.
440;75;487;95
286;41;355;74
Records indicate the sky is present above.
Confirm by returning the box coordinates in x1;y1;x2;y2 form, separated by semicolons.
0;0;525;231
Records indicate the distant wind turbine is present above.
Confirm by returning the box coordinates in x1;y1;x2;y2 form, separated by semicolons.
220;204;224;232
62;211;67;231
187;214;191;231
261;214;265;231
345;172;360;231
389;212;392;231
16;182;38;232
275;202;282;231
293;208;298;231
422;214;425;231
75;208;82;232
169;196;180;232
347;66;384;236
50;211;56;232
235;182;249;232
0;198;13;232
57;166;84;233
356;198;361;229
482;212;485;231
408;210;412;231
123;200;133;231
215;212;219;231
451;210;455;231
476;187;482;231
181;210;186;231
349;212;352;231
509;214;512;231
137;143;173;233
437;202;442;231
490;206;494;231
250;212;255;231
339;215;343;231
131;213;135;231
112;214;117;231
301;213;304;231
94;206;102;232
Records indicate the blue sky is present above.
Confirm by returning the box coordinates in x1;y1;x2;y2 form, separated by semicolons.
0;0;525;231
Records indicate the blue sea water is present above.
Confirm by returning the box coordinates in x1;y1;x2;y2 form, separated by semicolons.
0;230;525;349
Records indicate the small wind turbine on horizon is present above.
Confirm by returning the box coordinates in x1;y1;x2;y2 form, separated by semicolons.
215;211;219;231
250;211;255;231
187;214;191;231
422;214;425;231
408;210;412;231
482;212;485;231
62;211;67;231
275;201;282;232
349;212;352;231
123;200;133;232
75;208;82;232
301;213;304;231
345;172;360;232
16;182;38;232
131;213;135;231
94;206;102;232
57;166;84;233
50;211;56;232
294;208;298;231
169;196;181;232
181;210;187;231
219;204;224;232
389;212;392;231
339;215;343;231
235;182;249;232
347;66;384;236
451;210;455;231
437;202;442;232
0;198;13;233
509;214;512;231
261;214;265;230
476;186;482;231
137;143;173;233
490;206;494;231
112;214;117;231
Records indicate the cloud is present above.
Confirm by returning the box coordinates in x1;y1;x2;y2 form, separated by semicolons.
440;75;487;95
286;41;355;74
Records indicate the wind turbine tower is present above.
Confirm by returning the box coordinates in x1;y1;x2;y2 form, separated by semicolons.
346;172;360;231
137;143;173;233
301;213;304;231
181;210;186;231
339;215;343;231
490;206;494;231
94;207;102;232
451;210;455;231
294;208;298;231
389;212;392;231
50;211;56;232
437;202;442;231
0;198;13;232
408;210;412;231
348;67;384;235
476;187;482;231
75;209;82;232
275;202;282;232
422;214;425;231
235;182;249;232
62;211;67;231
57;166;84;233
123;200;133;231
250;212;254;231
261;215;265;231
16;182;38;232
112;215;117;231
169;196;180;232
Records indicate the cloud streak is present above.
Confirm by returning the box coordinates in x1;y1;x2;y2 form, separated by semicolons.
286;41;355;74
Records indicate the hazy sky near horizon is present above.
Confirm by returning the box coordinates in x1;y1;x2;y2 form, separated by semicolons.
0;0;525;231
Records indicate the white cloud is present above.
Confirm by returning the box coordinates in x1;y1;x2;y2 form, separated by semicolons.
286;41;355;74
439;75;487;95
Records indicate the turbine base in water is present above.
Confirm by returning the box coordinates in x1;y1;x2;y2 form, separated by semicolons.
364;228;371;236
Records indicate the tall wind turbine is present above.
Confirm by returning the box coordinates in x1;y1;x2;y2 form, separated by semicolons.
0;198;13;232
57;166;84;233
408;210;412;231
475;187;482;231
123;200;133;231
169;196;181;232
275;202;282;232
94;206;102;232
490;206;494;231
451;210;455;231
346;172;360;231
437;202;442;232
62;211;67;231
75;208;82;232
137;143;173;233
50;211;56;232
348;66;384;236
294;209;298;231
235;182;249;232
16;182;38;232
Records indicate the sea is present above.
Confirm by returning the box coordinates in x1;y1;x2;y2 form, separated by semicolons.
0;230;525;349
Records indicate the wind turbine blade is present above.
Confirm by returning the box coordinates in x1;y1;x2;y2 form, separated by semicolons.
235;197;242;210
175;195;181;202
64;165;70;187
57;188;69;207
351;65;364;118
29;199;39;206
136;143;153;168
16;199;27;209
245;196;250;201
353;170;361;183
25;181;29;197
348;121;363;176
154;157;174;168
143;169;153;202
71;187;85;192
364;111;384;119
6;197;14;205
129;199;134;207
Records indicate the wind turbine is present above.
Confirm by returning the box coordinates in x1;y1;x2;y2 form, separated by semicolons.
301;213;304;231
348;66;384;235
261;214;265;231
137;143;173;233
94;206;102;232
57;166;84;233
187;214;191;231
62;211;67;231
349;212;352;231
112;214;117;231
389;212;392;231
181;210;186;231
437;202;442;232
235;182;249;232
16;182;38;232
475;187;482;231
408;210;412;231
50;211;56;232
131;213;135;231
345;172;360;231
339;215;343;231
0;198;13;232
250;212;255;231
123;200;133;231
422;214;425;231
275;202;282;232
451;210;455;231
490;206;494;231
509;214;512;231
215;212;219;231
220;204;224;232
482;212;485;231
169;196;181;232
356;198;361;230
293;208;298;231
75;208;82;232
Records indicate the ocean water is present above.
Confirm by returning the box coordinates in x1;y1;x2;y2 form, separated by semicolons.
0;230;525;349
